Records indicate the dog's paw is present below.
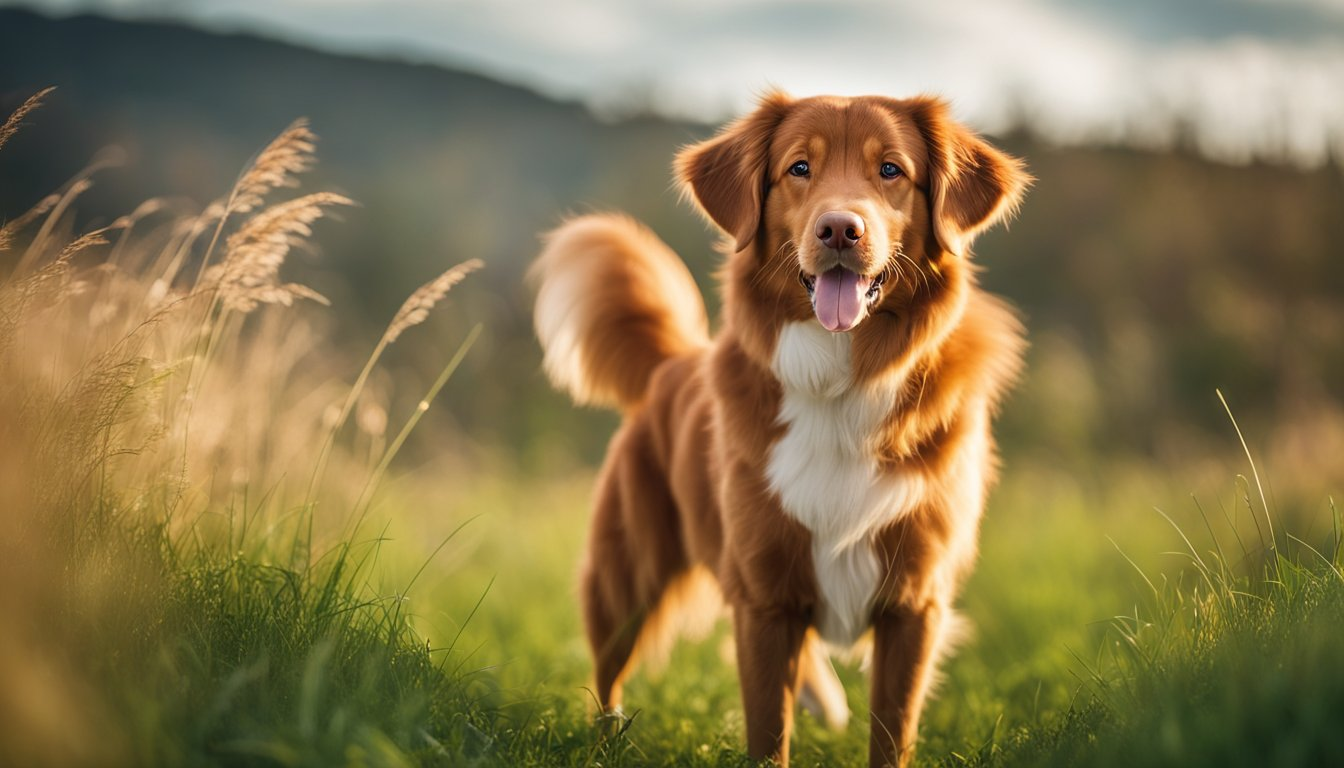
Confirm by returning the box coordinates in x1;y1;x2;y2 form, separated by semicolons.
594;706;635;740
797;670;851;731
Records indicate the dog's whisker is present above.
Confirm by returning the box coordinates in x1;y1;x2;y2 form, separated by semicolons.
893;255;916;293
877;249;907;299
752;238;799;289
771;243;803;288
894;245;931;293
888;256;906;284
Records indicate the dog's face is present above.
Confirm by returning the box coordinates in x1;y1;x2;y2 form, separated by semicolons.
766;98;933;332
678;93;1029;333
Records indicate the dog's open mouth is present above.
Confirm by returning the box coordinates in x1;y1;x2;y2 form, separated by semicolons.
799;267;887;332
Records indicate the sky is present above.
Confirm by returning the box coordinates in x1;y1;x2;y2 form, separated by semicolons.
9;0;1344;167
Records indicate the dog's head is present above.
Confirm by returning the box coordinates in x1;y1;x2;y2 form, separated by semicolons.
677;93;1029;333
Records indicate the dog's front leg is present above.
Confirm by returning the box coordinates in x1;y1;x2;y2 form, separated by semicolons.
734;605;808;765
869;601;946;768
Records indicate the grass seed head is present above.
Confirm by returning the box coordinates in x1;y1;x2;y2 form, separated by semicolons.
229;118;317;214
0;194;49;250
209;192;351;313
384;258;483;343
0;86;55;154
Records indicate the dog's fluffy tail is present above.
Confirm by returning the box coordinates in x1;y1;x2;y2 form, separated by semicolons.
530;214;709;410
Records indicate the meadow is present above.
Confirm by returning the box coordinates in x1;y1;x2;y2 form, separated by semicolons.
2;87;1342;768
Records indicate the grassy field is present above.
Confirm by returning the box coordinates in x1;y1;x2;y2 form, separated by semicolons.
2;90;1342;767
418;458;1343;767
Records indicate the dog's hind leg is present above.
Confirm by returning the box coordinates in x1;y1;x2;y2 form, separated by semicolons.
582;423;688;712
581;510;644;713
583;571;640;711
795;628;850;730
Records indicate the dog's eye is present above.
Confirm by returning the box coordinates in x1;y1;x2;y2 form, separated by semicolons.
879;162;902;179
788;161;810;178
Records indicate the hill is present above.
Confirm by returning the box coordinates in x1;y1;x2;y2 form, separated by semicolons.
3;7;1343;478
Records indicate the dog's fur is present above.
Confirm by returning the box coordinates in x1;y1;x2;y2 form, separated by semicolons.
530;92;1029;767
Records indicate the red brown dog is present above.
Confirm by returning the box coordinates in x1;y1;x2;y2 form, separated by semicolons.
531;92;1029;767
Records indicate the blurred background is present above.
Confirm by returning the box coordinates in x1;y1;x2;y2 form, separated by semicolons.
4;0;1343;486
3;0;1344;484
2;2;1343;765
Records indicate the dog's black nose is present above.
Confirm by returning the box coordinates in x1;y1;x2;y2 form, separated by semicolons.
815;211;865;252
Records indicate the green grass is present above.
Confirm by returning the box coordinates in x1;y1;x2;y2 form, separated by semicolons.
407;457;1344;767
20;446;1343;766
90;535;463;766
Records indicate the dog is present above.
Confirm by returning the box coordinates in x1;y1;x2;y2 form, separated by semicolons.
530;92;1029;767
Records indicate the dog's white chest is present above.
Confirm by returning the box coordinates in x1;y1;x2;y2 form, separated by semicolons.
765;322;923;647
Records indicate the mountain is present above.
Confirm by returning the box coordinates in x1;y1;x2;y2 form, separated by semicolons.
0;8;712;296
3;7;1343;476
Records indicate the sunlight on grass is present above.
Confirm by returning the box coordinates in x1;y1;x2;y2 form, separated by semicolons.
0;91;486;766
407;447;1343;766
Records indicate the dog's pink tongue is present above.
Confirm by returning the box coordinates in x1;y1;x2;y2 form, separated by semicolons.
813;266;864;332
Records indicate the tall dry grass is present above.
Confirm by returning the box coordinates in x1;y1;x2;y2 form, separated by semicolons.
0;89;482;765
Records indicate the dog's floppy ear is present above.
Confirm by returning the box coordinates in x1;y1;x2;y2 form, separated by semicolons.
902;97;1031;257
675;92;793;252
